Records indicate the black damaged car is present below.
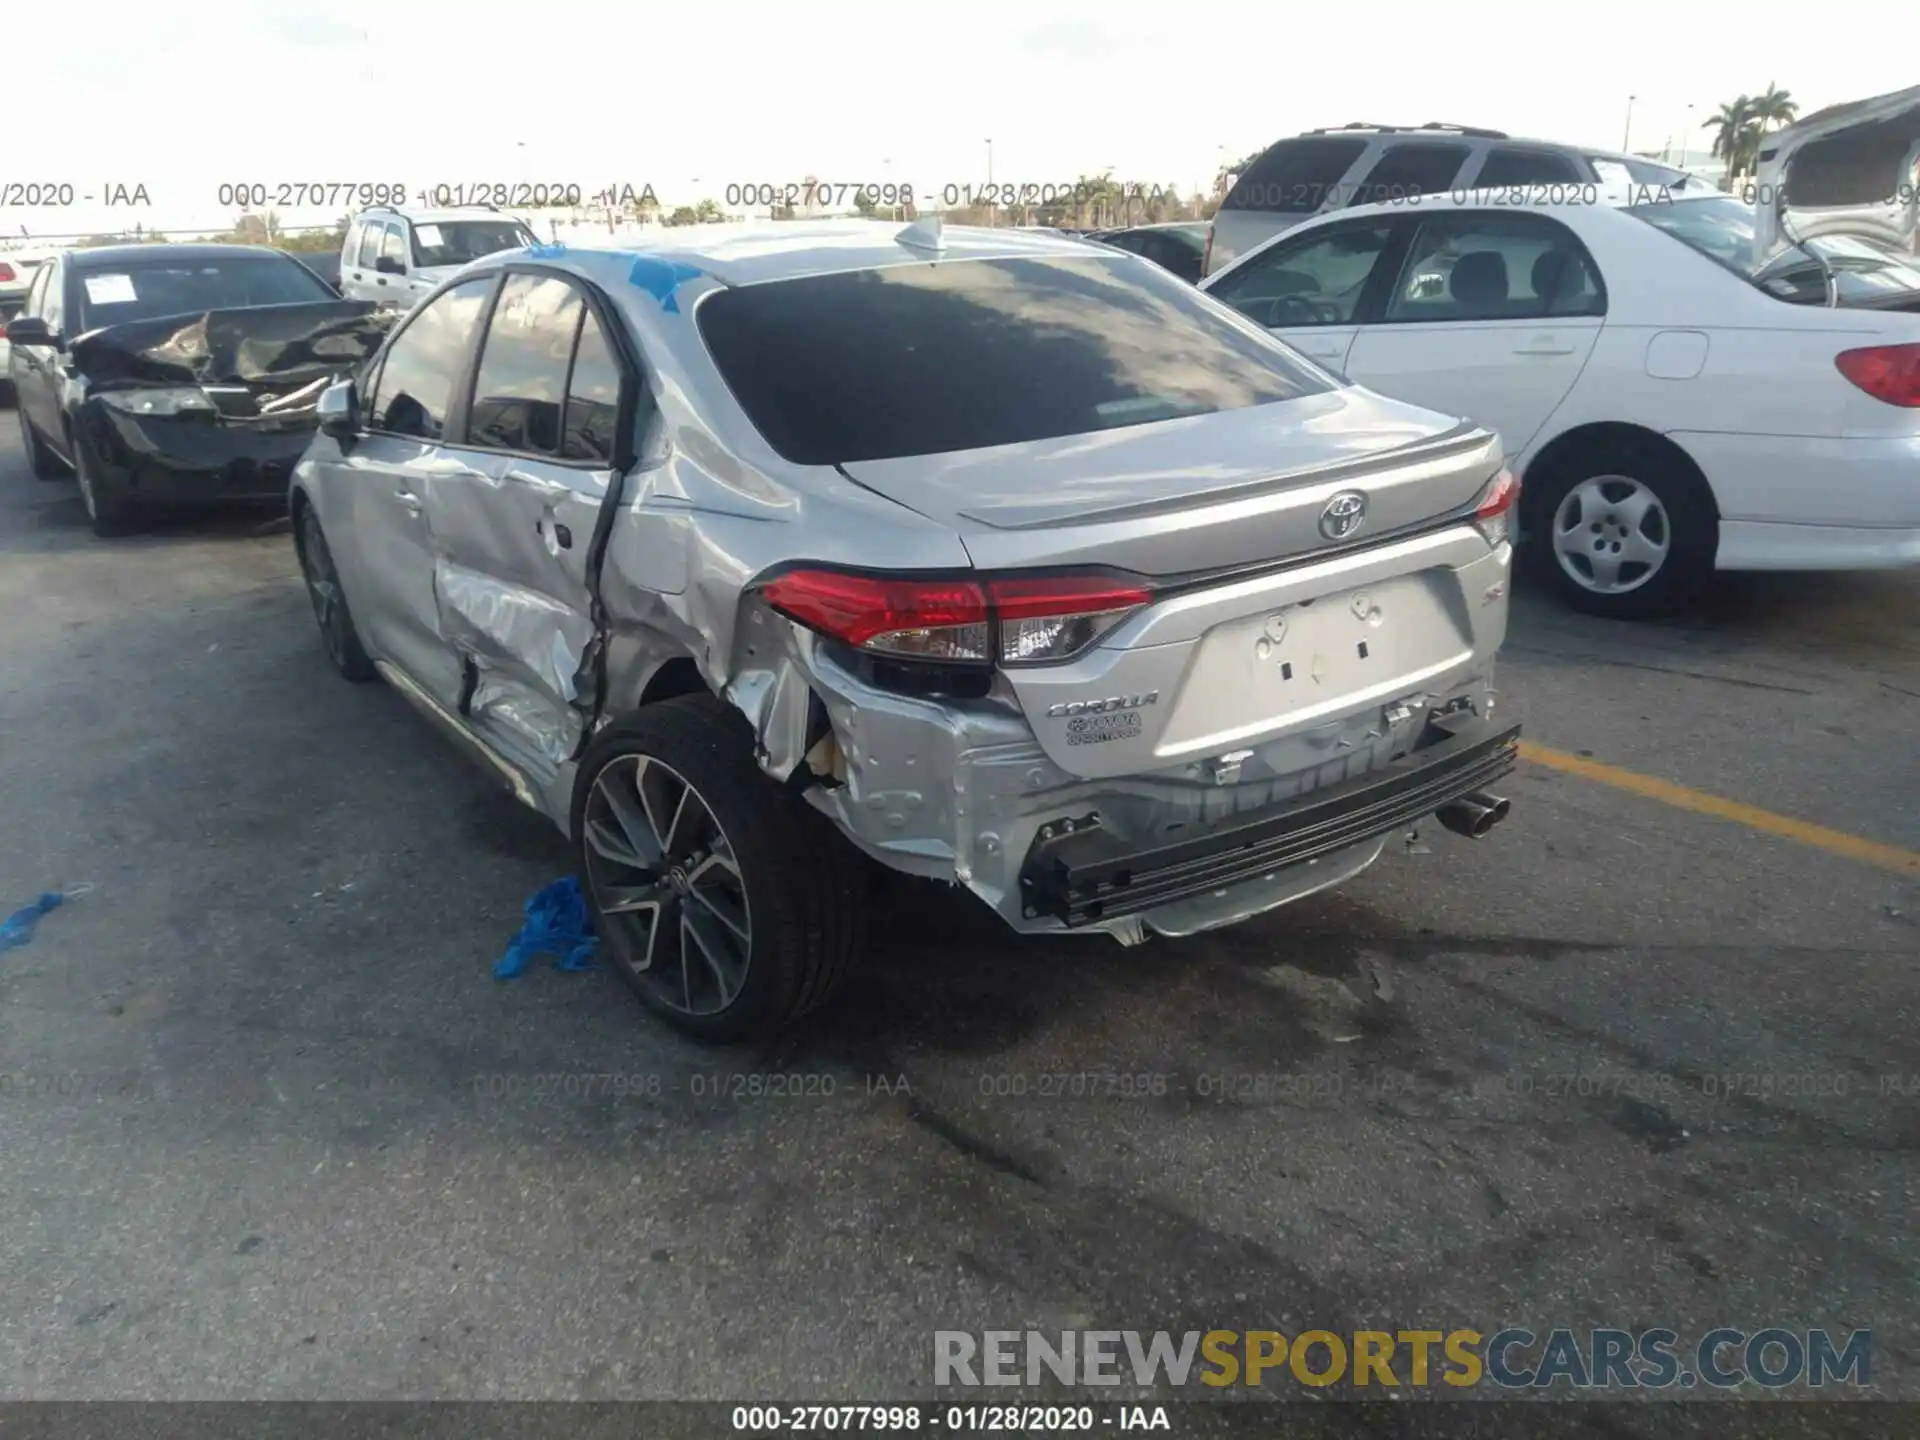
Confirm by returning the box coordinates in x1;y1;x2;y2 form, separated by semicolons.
6;244;397;536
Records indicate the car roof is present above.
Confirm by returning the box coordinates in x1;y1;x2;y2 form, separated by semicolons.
527;220;1118;288
66;243;302;268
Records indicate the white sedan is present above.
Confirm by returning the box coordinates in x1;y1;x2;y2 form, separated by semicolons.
1198;86;1920;619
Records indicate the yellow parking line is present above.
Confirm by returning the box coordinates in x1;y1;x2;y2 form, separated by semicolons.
1518;742;1920;879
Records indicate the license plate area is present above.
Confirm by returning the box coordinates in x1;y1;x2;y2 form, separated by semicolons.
1157;573;1470;755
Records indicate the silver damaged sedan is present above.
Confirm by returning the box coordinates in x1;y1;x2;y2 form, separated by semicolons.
292;218;1522;1040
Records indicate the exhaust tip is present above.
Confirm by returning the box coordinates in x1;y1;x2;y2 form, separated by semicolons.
1436;792;1511;839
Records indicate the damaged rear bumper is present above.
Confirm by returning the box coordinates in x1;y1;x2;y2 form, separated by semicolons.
1018;712;1519;927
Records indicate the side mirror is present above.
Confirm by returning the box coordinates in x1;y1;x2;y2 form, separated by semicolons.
317;379;359;440
5;315;58;349
374;255;405;276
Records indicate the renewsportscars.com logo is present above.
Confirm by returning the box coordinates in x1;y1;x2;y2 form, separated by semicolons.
934;1328;1872;1390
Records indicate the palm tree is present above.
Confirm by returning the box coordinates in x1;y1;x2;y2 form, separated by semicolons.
1703;96;1753;181
1752;83;1798;131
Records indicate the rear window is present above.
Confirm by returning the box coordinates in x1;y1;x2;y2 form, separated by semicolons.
74;255;333;331
697;255;1331;466
1223;138;1369;213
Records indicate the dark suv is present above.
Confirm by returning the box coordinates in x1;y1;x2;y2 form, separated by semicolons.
1204;123;1700;276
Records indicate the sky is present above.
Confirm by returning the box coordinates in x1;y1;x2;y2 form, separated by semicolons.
5;0;1913;243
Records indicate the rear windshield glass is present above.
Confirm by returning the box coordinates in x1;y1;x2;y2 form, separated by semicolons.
74;255;333;331
1223;138;1369;213
1629;193;1920;304
696;255;1332;465
410;220;537;269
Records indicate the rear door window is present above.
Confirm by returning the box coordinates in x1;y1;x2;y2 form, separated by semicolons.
1347;144;1471;206
1207;222;1399;327
1383;213;1606;322
466;273;583;454
1223;137;1370;213
380;223;407;268
697;255;1331;465
356;223;381;268
1471;147;1582;187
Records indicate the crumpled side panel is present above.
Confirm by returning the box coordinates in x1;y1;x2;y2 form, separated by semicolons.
435;560;592;766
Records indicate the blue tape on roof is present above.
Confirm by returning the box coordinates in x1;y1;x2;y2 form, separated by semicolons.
628;257;705;313
495;875;599;979
528;242;569;258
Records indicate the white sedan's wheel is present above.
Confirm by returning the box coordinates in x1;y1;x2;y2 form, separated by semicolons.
1551;475;1671;596
1524;437;1717;620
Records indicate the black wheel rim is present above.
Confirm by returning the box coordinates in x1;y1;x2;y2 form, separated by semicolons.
582;754;752;1018
299;507;349;667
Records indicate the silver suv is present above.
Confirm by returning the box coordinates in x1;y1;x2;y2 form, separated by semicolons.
292;220;1521;1040
1205;123;1701;276
339;205;537;308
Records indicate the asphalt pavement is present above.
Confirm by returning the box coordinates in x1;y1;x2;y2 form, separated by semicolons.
0;416;1915;1417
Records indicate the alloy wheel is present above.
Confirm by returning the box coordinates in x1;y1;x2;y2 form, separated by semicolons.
581;754;753;1018
1551;474;1670;596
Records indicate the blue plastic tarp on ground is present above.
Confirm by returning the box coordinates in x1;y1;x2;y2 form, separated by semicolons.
495;876;599;978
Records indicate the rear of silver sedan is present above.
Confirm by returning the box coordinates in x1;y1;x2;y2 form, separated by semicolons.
696;238;1519;947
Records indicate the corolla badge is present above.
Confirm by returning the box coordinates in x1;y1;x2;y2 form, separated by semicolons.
1319;490;1368;541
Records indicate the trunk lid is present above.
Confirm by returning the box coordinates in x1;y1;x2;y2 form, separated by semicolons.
838;386;1499;576
844;390;1507;782
1755;83;1920;263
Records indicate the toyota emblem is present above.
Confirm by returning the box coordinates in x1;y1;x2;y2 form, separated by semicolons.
1319;491;1368;541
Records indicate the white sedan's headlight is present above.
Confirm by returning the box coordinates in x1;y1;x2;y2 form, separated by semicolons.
98;387;217;417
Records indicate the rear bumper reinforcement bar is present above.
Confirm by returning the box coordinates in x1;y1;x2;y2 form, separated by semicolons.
1019;713;1521;927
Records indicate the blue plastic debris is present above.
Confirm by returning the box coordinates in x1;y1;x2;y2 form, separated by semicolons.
528;241;568;258
495;876;599;979
1;892;68;953
627;256;704;313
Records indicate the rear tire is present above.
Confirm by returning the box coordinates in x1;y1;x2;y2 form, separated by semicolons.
573;694;868;1043
18;407;66;482
1523;436;1717;620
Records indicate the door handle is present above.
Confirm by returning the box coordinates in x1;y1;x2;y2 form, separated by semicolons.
395;489;423;513
1513;342;1575;356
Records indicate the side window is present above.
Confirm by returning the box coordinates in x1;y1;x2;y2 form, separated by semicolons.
561;309;625;465
367;276;494;439
1224;137;1370;213
40;262;64;330
23;262;52;318
1383;213;1606;323
380;223;407;268
1206;223;1396;328
1346;143;1471;207
466;273;583;454
1472;148;1581;187
356;222;381;268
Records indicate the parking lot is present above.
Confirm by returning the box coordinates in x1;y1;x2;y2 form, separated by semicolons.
0;411;1916;1406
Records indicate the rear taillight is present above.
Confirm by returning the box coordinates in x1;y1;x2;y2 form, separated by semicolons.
0;263;14;283
988;575;1153;664
761;571;990;661
761;569;1152;667
1473;467;1520;547
1835;344;1920;407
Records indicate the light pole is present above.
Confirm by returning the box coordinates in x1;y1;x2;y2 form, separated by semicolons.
985;138;994;226
1622;95;1636;153
1679;104;1694;171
